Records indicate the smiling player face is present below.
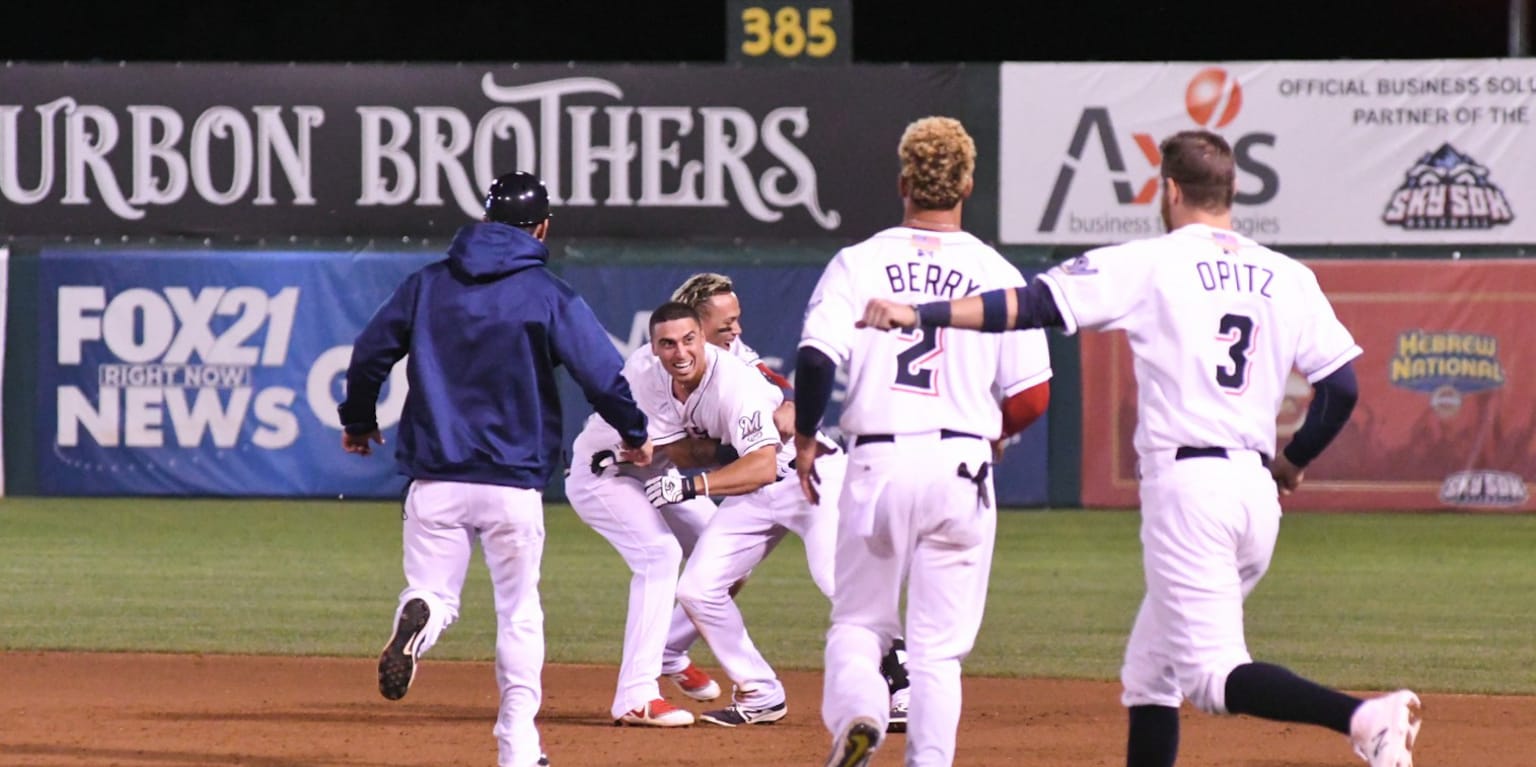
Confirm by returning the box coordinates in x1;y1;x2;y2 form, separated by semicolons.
696;292;743;350
651;316;708;388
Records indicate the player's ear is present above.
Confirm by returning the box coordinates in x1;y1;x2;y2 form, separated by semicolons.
1163;177;1181;206
961;175;975;200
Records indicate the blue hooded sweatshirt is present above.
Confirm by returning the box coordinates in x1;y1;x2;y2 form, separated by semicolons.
339;222;648;489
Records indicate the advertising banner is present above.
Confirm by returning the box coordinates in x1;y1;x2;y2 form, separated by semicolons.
0;63;968;239
36;247;436;496
0;246;7;496
1000;60;1536;245
1079;259;1534;511
558;262;1052;508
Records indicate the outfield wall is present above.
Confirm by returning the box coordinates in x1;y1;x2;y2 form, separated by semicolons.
2;59;1532;508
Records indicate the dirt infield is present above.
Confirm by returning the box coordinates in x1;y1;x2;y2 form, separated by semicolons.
0;651;1520;766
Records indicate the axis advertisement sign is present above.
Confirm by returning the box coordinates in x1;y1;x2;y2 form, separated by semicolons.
1000;60;1536;245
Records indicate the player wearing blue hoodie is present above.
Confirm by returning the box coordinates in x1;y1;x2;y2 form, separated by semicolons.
340;171;651;767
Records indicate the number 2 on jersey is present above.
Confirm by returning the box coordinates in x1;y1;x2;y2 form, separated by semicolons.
1215;313;1255;392
893;327;944;395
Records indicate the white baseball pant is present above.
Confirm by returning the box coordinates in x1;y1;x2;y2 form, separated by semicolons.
821;433;994;767
391;479;547;767
1121;448;1280;714
564;455;716;718
675;451;846;707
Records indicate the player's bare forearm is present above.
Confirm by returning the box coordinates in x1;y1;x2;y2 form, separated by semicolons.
794;433;822;504
664;437;728;469
858;290;1018;331
773;401;796;442
697;445;777;496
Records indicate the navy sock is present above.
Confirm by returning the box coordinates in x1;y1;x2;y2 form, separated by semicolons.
881;637;909;693
1224;662;1361;734
1126;704;1179;767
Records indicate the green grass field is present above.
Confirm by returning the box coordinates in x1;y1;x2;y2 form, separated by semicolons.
2;498;1533;695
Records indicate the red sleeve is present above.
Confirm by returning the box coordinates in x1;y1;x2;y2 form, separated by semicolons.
1001;381;1050;438
756;361;793;391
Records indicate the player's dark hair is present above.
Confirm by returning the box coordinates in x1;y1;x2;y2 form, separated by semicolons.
648;301;701;332
1160;130;1235;211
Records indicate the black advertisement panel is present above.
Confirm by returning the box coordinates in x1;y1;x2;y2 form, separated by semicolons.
0;63;972;238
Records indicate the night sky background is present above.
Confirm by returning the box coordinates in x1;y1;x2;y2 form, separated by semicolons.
3;0;1527;63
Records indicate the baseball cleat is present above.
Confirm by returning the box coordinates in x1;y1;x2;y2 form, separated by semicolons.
886;687;910;733
666;662;723;701
377;598;430;701
615;698;696;727
699;700;787;727
824;717;882;767
1349;689;1422;767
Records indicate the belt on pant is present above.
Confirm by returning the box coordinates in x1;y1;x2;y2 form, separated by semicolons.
853;429;985;447
1174;446;1272;469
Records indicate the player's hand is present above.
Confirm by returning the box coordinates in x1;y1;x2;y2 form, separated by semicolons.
990;437;1008;463
773;401;796;443
1271;453;1305;496
342;429;384;456
794;433;823;505
857;299;919;330
620;438;654;467
644;467;698;506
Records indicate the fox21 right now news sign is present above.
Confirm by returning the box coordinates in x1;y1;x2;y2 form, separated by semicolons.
998;59;1536;246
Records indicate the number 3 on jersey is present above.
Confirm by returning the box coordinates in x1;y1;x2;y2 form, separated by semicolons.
1215;313;1256;393
893;327;945;395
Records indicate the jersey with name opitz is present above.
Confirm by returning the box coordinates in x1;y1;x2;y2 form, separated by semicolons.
1037;223;1361;458
801;226;1052;438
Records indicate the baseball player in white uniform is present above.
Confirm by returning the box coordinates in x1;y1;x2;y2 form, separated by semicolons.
638;300;848;728
565;350;725;727
672;271;916;733
859;130;1421;767
794;117;1052;767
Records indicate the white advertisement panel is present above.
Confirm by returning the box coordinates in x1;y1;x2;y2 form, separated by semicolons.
1000;60;1536;245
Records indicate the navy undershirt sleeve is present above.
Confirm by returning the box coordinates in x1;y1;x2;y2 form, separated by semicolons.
1011;280;1066;330
1282;362;1359;468
793;346;838;438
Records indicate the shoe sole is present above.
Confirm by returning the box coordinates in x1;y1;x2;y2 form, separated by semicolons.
614;714;695;727
378;598;429;701
671;679;722;702
699;705;788;727
825;719;881;767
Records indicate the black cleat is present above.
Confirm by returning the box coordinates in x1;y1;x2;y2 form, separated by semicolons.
378;598;429;701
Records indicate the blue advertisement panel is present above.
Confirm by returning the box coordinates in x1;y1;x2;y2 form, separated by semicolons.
559;263;1051;507
37;247;437;496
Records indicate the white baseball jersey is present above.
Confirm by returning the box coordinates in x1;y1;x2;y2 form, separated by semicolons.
1038;223;1361;458
631;343;784;458
572;338;796;480
728;336;761;366
800;226;1052;438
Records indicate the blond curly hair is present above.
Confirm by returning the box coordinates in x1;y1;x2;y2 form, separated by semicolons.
671;272;735;308
899;116;975;210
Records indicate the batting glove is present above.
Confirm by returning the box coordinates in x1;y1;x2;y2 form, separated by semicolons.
644;468;700;507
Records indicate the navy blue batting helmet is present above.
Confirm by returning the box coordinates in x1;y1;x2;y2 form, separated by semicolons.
483;171;551;226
